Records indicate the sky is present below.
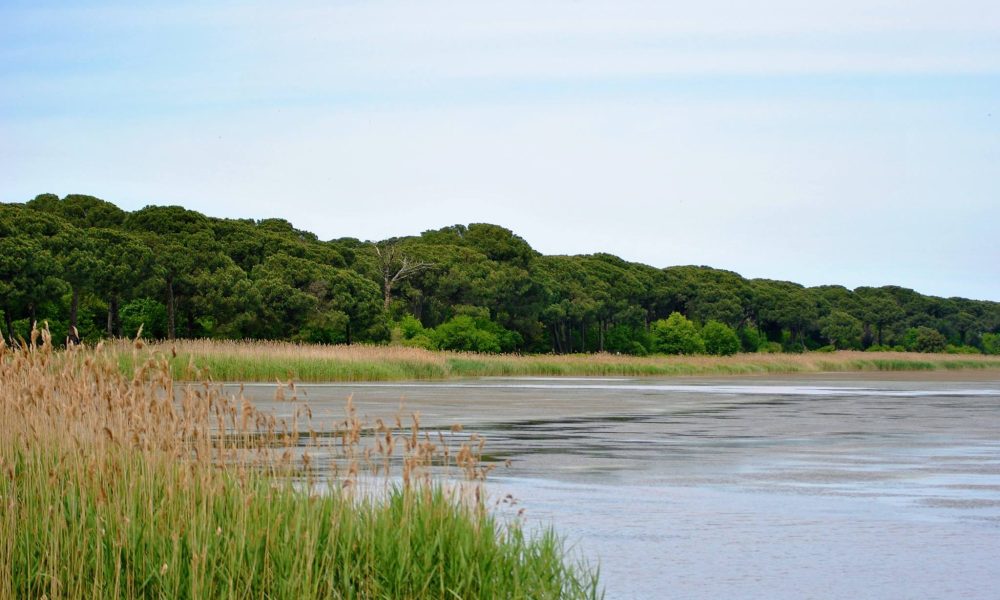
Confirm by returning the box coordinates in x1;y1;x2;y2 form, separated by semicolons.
2;1;998;300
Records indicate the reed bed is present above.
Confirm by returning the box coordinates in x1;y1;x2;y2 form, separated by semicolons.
112;339;1000;382
1;329;601;599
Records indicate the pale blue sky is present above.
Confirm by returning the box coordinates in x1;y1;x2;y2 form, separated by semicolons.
2;1;998;300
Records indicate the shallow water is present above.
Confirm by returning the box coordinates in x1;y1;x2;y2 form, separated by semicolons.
231;375;1000;599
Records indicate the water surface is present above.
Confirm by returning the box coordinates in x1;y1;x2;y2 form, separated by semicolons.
232;375;1000;599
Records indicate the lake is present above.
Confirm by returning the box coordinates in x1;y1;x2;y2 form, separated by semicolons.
229;374;1000;599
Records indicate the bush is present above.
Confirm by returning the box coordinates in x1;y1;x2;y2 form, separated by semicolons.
401;333;436;350
945;344;981;355
627;340;649;356
650;312;705;355
982;333;1000;355
737;327;765;352
758;341;783;354
905;326;947;353
430;315;522;354
296;310;349;344
398;315;425;340
701;321;740;356
604;324;650;355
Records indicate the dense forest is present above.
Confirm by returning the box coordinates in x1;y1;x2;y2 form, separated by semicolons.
2;193;999;355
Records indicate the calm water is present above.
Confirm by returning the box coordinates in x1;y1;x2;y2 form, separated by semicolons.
232;375;1000;599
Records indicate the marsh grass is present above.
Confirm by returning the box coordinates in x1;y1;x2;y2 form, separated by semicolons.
1;329;601;599
113;339;1000;382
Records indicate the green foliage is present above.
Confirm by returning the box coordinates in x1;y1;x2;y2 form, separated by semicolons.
944;344;981;355
651;312;705;355
604;324;651;355
398;315;426;340
905;326;948;353
737;326;765;352
982;333;1000;355
1;194;997;355
701;320;740;356
396;315;437;349
120;298;168;339
819;310;864;350
430;315;522;353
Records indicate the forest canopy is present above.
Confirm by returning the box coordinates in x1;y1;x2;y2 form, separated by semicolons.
2;193;999;355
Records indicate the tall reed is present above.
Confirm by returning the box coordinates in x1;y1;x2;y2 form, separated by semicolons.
0;328;601;599
111;339;1000;382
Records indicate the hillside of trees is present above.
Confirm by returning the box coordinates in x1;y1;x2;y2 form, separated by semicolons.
2;193;999;356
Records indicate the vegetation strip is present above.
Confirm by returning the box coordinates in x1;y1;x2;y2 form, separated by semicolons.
1;332;601;599
110;340;1000;383
2;195;998;358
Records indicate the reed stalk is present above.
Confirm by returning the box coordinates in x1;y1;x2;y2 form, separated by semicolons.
0;327;601;599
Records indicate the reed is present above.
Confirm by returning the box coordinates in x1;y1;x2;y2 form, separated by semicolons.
110;339;1000;382
0;329;601;599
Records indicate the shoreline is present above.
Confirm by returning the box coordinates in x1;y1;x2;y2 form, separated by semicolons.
103;340;1000;383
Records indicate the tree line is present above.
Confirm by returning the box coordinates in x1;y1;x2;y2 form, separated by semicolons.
2;193;999;356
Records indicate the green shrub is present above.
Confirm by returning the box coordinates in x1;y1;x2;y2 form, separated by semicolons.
604;324;650;355
296;310;349;344
401;333;436;350
430;315;522;353
758;341;783;354
627;340;649;356
905;326;947;353
702;321;740;356
651;312;705;355
981;333;1000;355
945;344;981;355
119;298;167;339
737;326;765;352
398;314;425;340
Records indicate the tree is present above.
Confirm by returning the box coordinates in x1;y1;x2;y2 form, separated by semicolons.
325;268;387;344
89;229;153;337
651;312;705;355
373;241;432;312
0;206;68;339
857;289;904;346
819;310;864;350
702;320;740;355
751;280;818;349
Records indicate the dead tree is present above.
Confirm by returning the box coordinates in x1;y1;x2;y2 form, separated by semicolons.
373;241;432;312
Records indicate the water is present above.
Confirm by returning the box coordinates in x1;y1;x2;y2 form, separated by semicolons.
231;375;1000;599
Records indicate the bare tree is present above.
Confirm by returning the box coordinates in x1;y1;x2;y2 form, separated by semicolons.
373;241;433;312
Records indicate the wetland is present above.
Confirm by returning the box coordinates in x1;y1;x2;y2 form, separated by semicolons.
236;373;1000;599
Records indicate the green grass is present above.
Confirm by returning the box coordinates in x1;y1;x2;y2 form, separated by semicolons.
3;447;599;600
